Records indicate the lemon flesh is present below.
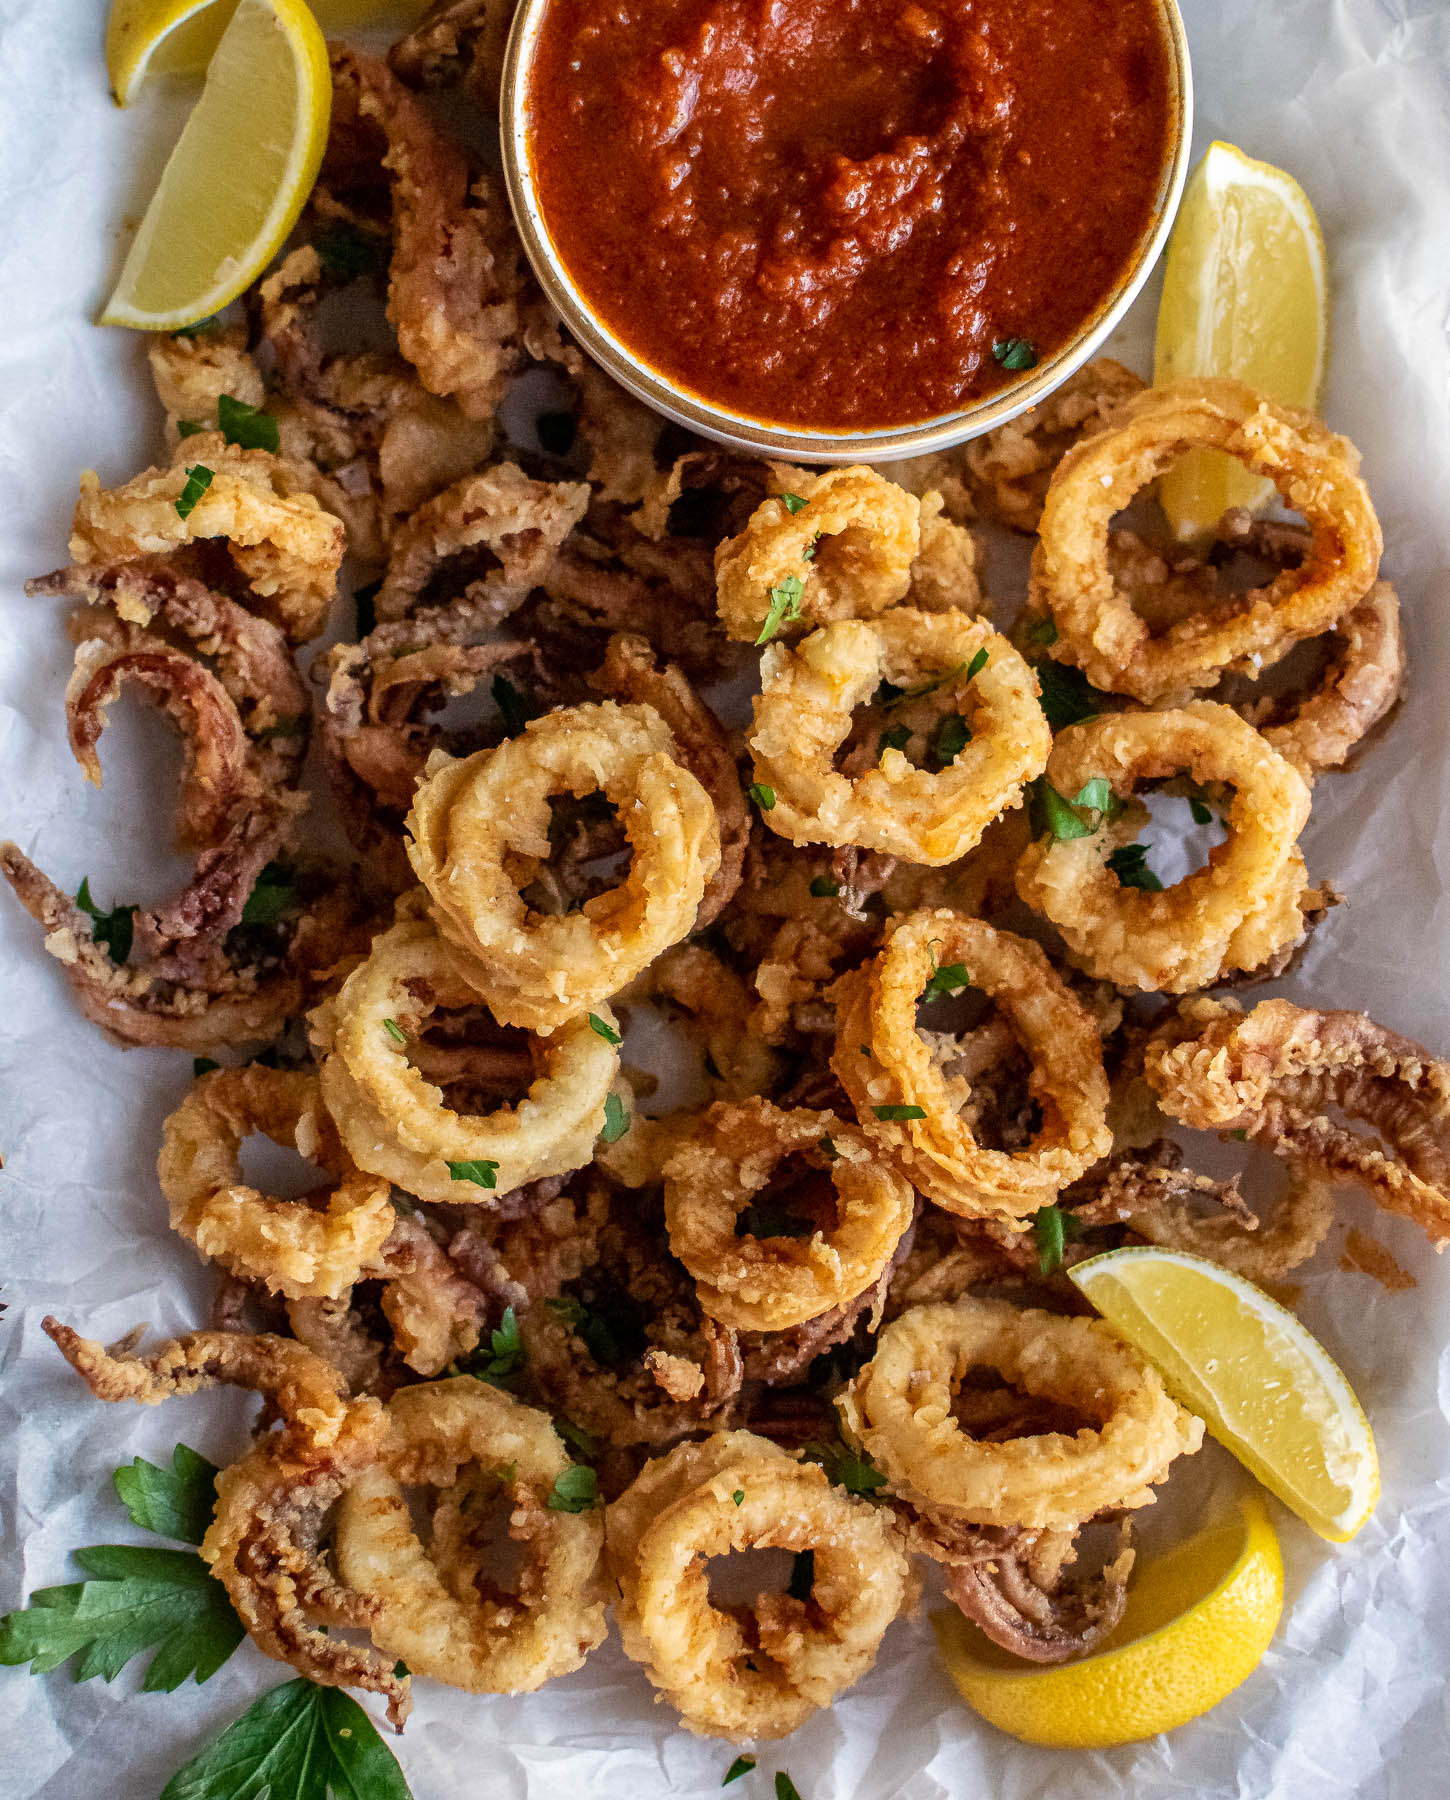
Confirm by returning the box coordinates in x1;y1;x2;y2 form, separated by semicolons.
934;1494;1283;1748
1154;140;1328;539
1070;1247;1378;1543
100;0;331;331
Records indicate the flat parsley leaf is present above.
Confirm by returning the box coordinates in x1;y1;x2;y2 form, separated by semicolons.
1028;777;1094;842
158;1677;412;1800
1107;842;1164;891
177;419;205;439
0;1545;243;1691
455;1306;526;1382
76;876;135;964
240;863;294;926
808;876;839;898
1033;1203;1085;1275
113;1445;219;1546
600;1092;630;1143
175;464;213;521
873;1103;926;1122
802;1438;888;1498
314;224;390;282
217;393;279;454
756;575;804;645
588;1011;622;1045
723;1755;757;1785
1024;615;1059;648
776;1775;804;1800
934;714;970;765
877;724;911;757
1070;777;1116;816
1035;661;1101;730
548;1465;600;1513
749;782;776;811
447;1159;499;1189
992;336;1038;371
382;1018;408;1046
779;494;808;515
922;961;971;1001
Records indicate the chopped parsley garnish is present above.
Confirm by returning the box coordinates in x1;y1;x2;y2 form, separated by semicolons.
588;1012;622;1045
757;575;805;645
76;876;135;964
158;1679;412;1800
1189;796;1215;826
858;1043;873;1059
1033;1203;1084;1275
1070;777;1117;816
737;1203;814;1240
723;1757;757;1786
240;863;293;926
992;336;1039;371
547;1294;643;1369
353;578;381;638
468;1306;525;1380
492;673;536;737
1035;661;1101;730
780;493;808;514
934;714;970;765
192;1057;219;1077
872;1104;926;1121
547;1465;600;1513
802;1437;887;1498
801;531;822;562
1229;1129;1248;1141
600;1092;630;1143
555;1418;599;1459
776;1773;804;1800
1106;842;1164;891
787;1550;815;1600
1025;616;1059;648
113;1445;220;1546
965;647;989;681
447;1159;499;1189
382;1018;408;1045
176;419;205;439
217;393;279;454
817;1136;838;1160
808;876;840;898
536;409;577;456
315;223;389;281
1028;777;1094;842
923;961;972;1000
878;724;911;757
749;782;776;811
174;464;213;520
732;1489;745;1507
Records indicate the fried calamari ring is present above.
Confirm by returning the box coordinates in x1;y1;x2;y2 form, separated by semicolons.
333;1378;608;1692
1015;704;1315;993
1031;380;1383;704
663;1099;916;1331
749;610;1049;865
313;916;618;1203
715;467;920;643
1146;996;1450;1247
159;1066;395;1302
833;911;1112;1220
68;440;345;644
838;1298;1202;1530
606;1431;914;1740
406;701;721;1030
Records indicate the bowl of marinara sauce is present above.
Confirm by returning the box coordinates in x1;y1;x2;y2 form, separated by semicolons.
502;0;1191;462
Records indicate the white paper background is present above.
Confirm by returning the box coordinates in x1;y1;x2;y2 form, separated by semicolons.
3;1;1450;1794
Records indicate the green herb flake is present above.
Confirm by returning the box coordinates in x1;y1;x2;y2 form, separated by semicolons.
779;493;808;514
172;317;218;339
787;1549;815;1601
601;1091;630;1143
877;724;911;757
492;673;536;737
749;782;777;811
1028;777;1095;842
965;647;989;681
114;1445;220;1546
803;1437;888;1498
1070;777;1116;815
315;223;389;281
217;393;279;454
923;961;971;1001
546;1294;643;1370
548;1465;600;1513
737;1203;814;1240
934;714;970;765
192;1057;219;1077
0;1545;244;1691
556;1418;599;1459
1035;661;1101;731
157;1677;413;1800
1106;843;1165;891
473;1306;525;1379
723;1756;757;1786
992;336;1039;371
732;1489;745;1507
1229;1129;1248;1142
1032;1203;1084;1275
174;464;213;521
240;863;294;926
801;531;822;562
588;1012;622;1045
1189;797;1214;826
76;876;135;964
873;1104;927;1122
756;575;805;645
1025;616;1059;648
808;876;840;898
383;1018;408;1046
776;1773;804;1800
447;1159;499;1189
176;419;205;439
858;1043;873;1059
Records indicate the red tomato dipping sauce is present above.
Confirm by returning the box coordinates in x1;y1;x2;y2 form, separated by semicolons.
525;0;1176;430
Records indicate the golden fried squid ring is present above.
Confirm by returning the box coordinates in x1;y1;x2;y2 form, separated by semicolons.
68;440;345;644
1015;704;1315;993
1146;996;1450;1247
1031;379;1383;704
838;1298;1202;1530
312;915;618;1203
605;1431;914;1740
159;1066;395;1301
333;1378;608;1692
833;911;1112;1221
407;701;721;1030
749;610;1049;865
662;1098;916;1330
715;466;920;643
42;1321;411;1722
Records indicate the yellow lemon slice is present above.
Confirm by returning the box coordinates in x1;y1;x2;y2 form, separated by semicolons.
1069;1247;1378;1543
106;0;415;105
1154;140;1329;539
934;1493;1283;1748
100;0;331;331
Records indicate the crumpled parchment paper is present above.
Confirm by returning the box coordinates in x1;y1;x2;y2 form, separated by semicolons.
3;0;1450;1794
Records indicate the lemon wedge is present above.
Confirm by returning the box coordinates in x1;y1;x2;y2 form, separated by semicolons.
934;1493;1283;1748
1069;1247;1378;1543
1154;140;1329;539
100;0;331;331
106;0;414;105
